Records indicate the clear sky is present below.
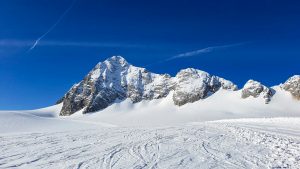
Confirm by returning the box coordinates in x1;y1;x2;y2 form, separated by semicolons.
1;0;300;109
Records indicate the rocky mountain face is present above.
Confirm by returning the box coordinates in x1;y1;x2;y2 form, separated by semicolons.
60;56;172;115
281;75;300;100
241;80;274;104
172;68;237;106
59;56;237;116
58;56;300;116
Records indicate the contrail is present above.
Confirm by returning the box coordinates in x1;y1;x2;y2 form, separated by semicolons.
28;0;77;52
145;42;247;67
0;39;147;48
166;42;245;61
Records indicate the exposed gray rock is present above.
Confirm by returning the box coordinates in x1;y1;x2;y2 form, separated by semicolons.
60;56;173;115
58;56;238;116
172;68;237;106
241;80;273;104
281;75;300;100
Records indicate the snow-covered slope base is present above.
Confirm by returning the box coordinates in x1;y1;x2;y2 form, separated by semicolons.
0;104;114;134
69;87;300;126
0;118;299;168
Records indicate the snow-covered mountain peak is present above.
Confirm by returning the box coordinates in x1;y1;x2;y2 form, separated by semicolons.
103;56;129;67
282;75;300;86
281;75;300;99
243;80;262;89
176;68;209;77
57;56;300;116
58;56;240;115
172;68;237;105
90;56;130;81
288;75;300;80
241;79;273;104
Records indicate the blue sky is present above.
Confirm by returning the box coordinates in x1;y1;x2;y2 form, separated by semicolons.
1;0;300;109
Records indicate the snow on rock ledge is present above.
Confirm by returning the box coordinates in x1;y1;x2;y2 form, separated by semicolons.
241;80;274;104
281;75;300;100
59;56;238;116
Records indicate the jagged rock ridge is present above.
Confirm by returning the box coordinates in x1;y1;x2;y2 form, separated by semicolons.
60;56;173;115
59;56;237;116
59;56;300;116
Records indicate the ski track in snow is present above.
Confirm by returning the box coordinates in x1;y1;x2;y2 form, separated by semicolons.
0;120;299;169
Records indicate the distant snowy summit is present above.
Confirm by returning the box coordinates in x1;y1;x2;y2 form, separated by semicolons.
241;80;274;104
58;56;300;116
281;75;300;100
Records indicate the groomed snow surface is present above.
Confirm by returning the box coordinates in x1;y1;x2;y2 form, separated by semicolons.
0;115;300;169
1;88;300;168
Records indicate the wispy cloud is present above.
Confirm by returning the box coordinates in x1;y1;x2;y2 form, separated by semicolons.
0;39;32;47
144;42;247;67
0;39;144;48
166;42;246;61
28;0;77;51
39;41;143;48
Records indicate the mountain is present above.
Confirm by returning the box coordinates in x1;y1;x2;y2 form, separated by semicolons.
58;56;300;116
281;75;300;100
59;56;173;116
241;80;274;104
172;68;237;106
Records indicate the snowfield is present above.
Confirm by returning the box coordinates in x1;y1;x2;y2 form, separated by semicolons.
67;88;300;126
1;93;300;168
0;114;299;168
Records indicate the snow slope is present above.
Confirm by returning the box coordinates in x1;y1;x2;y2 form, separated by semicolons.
1;89;299;168
0;104;114;135
0;118;299;168
68;86;300;126
1;85;299;127
0;104;62;118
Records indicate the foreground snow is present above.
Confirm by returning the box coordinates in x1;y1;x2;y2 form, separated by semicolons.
0;117;299;169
